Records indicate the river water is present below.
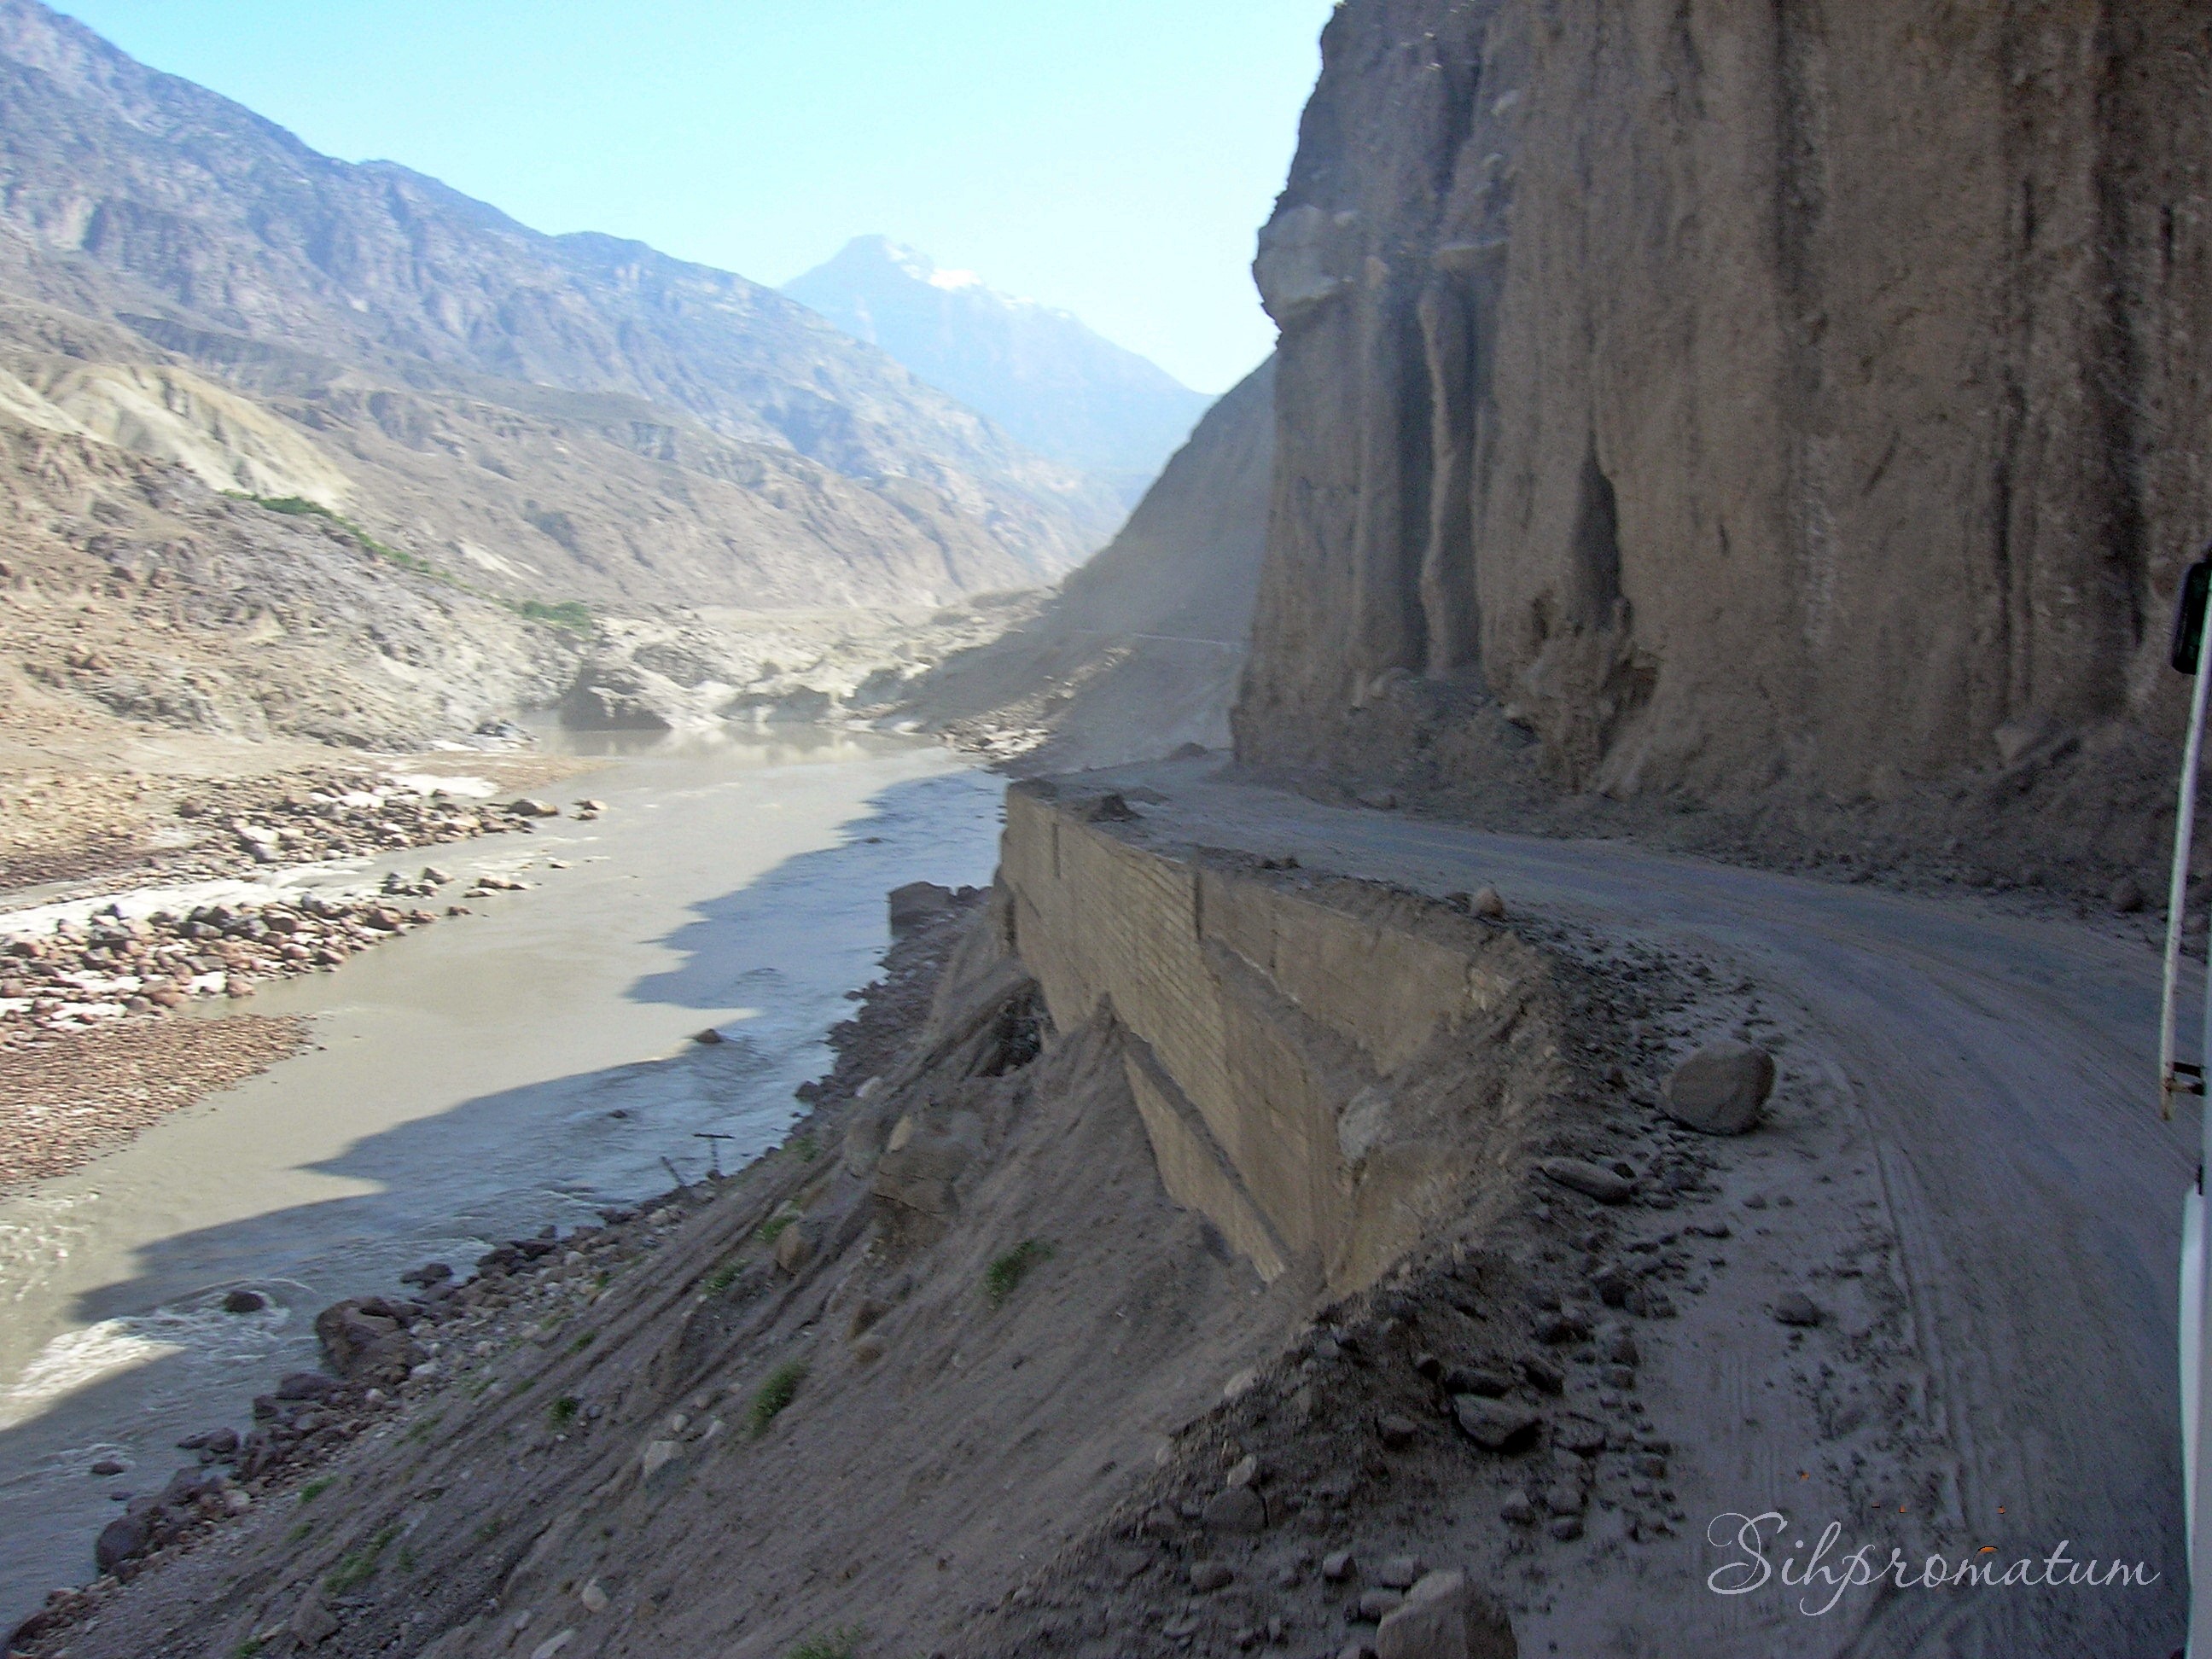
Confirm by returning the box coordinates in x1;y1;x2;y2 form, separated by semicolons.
0;730;1004;1627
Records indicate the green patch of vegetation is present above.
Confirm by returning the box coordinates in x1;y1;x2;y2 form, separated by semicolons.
549;1394;581;1429
469;1376;498;1400
511;1374;535;1397
748;1361;806;1437
593;1269;611;1292
983;1240;1054;1309
756;1211;797;1245
504;597;593;632
288;1520;316;1544
324;1524;401;1593
298;1476;335;1504
570;1330;597;1353
475;1516;503;1543
397;1545;418;1575
231;493;439;576
788;1132;818;1162
233;1639;265;1659
785;1627;864;1659
705;1257;745;1295
403;1412;443;1444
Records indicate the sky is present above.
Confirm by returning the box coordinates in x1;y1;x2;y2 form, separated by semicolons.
45;0;1338;393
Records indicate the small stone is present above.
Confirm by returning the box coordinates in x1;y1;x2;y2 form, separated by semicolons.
1598;1325;1639;1365
1225;1452;1261;1487
1533;1313;1589;1346
1556;1416;1609;1455
1499;1492;1536;1526
1542;1483;1586;1516
1357;1587;1406;1621
1470;885;1506;919
1322;1549;1355;1581
1190;1559;1235;1592
1548;1516;1585;1542
222;1289;267;1314
90;1458;125;1476
1375;1554;1423;1590
1451;1396;1541;1452
1662;1042;1776;1135
1517;1356;1565;1395
1440;1364;1511;1397
1377;1412;1418;1449
774;1225;814;1274
1774;1291;1824;1327
1601;1364;1637;1389
290;1588;341;1647
692;1027;725;1045
1539;1158;1635;1204
1203;1484;1267;1533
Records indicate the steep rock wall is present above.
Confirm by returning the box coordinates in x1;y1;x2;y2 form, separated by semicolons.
998;782;1562;1294
1236;0;2212;806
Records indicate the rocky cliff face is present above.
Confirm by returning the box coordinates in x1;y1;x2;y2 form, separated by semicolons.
1236;1;2212;835
784;236;1214;500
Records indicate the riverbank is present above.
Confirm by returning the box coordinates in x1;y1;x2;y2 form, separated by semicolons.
0;730;1005;1631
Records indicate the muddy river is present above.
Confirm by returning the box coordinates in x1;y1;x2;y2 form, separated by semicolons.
0;730;1004;1626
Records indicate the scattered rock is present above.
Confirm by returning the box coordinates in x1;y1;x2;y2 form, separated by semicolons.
1225;1452;1261;1487
1376;1412;1419;1448
1538;1157;1636;1203
1322;1549;1356;1581
89;1458;125;1476
1190;1559;1235;1592
1516;1355;1565;1395
221;1289;266;1314
1357;1587;1406;1621
1542;1483;1586;1516
1662;1041;1776;1135
773;1224;814;1274
1774;1291;1825;1327
1548;1515;1585;1542
1450;1396;1541;1452
1375;1554;1424;1590
1439;1364;1511;1397
1556;1416;1609;1455
1470;885;1506;919
1499;1492;1535;1526
290;1587;341;1648
1202;1483;1267;1532
692;1027;725;1045
93;1512;148;1572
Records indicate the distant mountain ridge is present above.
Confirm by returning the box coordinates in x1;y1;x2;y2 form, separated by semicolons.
0;0;1127;607
784;236;1214;501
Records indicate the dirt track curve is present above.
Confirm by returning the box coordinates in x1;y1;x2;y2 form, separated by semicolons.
1108;758;2192;1658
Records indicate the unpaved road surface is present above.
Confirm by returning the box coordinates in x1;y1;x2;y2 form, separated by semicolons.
1115;759;2191;1657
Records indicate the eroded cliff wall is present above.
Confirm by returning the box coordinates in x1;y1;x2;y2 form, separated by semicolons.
999;782;1562;1295
1237;1;2212;817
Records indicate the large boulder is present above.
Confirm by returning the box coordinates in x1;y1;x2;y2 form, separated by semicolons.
888;881;956;938
315;1299;427;1385
1374;1569;1518;1659
1662;1041;1776;1135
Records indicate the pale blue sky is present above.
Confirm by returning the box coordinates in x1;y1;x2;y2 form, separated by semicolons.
46;1;1337;393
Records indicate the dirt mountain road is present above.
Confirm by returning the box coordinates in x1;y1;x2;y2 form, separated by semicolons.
1107;758;2192;1657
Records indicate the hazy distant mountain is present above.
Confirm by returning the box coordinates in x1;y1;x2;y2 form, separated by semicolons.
784;236;1214;501
0;0;1126;608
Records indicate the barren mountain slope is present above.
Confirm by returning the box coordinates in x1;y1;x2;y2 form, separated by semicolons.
1234;0;2212;896
0;0;1126;621
899;358;1274;769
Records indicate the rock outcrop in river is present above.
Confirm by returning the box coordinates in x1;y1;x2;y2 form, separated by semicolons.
1234;0;2212;883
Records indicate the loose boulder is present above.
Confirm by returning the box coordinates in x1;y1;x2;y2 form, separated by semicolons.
1662;1041;1776;1135
1374;1569;1518;1659
1451;1397;1541;1452
1537;1158;1635;1204
888;881;957;937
